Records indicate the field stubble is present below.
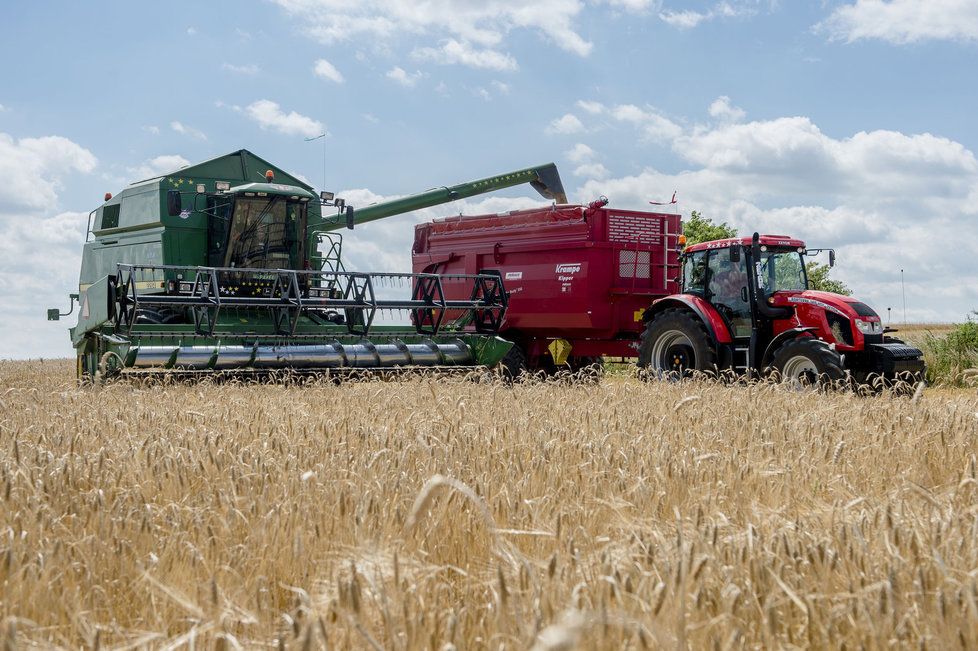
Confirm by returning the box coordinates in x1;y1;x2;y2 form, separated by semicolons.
1;360;977;649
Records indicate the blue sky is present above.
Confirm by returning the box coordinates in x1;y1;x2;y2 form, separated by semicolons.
2;0;977;358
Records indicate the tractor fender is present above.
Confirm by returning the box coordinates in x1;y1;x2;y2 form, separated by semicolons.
643;295;732;344
760;327;819;369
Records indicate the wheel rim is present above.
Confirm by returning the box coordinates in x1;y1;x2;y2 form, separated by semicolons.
650;329;696;374
781;355;819;386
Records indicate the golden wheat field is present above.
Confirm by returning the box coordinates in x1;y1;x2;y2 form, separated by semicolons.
1;360;977;649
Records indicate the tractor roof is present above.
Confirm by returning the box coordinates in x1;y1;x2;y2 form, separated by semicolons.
685;234;806;253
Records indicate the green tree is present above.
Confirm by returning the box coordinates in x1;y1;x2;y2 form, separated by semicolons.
682;210;737;246
806;261;851;295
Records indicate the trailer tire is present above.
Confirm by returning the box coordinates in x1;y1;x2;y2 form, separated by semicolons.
638;308;717;378
497;343;528;381
769;337;844;388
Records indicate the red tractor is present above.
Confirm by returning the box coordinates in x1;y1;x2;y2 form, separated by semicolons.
638;232;926;385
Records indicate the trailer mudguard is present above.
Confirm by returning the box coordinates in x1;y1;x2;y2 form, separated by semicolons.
643;295;733;344
760;327;818;369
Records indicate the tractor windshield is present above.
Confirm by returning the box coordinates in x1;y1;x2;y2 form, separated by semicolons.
224;196;307;269
755;248;807;295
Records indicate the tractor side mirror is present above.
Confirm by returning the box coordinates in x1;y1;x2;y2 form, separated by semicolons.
166;190;182;217
829;250;836;267
729;246;740;262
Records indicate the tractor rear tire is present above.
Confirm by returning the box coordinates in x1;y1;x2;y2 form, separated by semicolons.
769;337;844;388
638;308;717;378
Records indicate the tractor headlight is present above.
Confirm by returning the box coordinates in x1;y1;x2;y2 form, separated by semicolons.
854;319;882;334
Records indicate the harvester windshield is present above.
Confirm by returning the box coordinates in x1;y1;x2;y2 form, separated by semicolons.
223;196;307;270
756;248;807;294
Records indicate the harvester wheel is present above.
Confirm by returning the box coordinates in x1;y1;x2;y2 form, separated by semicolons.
638;309;716;378
769;337;844;388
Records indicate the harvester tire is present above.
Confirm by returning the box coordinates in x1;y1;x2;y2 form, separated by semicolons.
769;337;844;388
638;308;716;378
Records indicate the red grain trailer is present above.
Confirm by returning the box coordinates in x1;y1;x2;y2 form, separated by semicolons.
412;199;683;372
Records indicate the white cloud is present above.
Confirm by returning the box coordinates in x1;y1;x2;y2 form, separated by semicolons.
186;26;197;36
241;99;325;137
820;0;978;44
313;58;345;83
170;121;207;141
609;104;683;141
570;100;978;321
412;39;518;71
272;0;593;64
143;125;160;135
566;143;596;164
0;104;6;112
222;63;260;75
547;113;585;135
659;1;757;29
128;154;190;181
576;100;606;114
386;66;425;87
573;162;610;179
491;80;510;94
708;95;746;123
0;133;97;214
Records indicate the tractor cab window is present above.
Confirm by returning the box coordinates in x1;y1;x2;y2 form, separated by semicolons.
756;249;807;295
681;251;708;296
225;196;307;270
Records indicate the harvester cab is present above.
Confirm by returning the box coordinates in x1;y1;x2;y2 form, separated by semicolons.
50;150;567;379
639;232;926;386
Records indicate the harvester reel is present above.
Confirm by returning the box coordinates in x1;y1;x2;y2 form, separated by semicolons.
411;275;447;335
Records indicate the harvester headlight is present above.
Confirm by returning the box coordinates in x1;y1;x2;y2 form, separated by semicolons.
216;181;231;192
196;184;206;193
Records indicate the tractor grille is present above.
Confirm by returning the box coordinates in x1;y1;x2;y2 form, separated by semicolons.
870;343;924;360
608;214;663;244
619;250;651;279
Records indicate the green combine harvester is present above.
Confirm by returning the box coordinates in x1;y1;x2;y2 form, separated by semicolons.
48;150;566;379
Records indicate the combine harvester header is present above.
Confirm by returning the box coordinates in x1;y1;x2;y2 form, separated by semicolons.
49;150;566;379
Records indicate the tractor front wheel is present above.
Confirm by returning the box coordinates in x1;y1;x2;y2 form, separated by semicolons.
769;337;844;388
638;309;717;378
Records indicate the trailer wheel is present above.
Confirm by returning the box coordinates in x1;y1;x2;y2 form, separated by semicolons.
496;343;528;381
769;337;844;388
638;309;716;378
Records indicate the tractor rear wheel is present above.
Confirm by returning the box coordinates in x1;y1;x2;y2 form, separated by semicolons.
769;337;844;388
638;308;717;378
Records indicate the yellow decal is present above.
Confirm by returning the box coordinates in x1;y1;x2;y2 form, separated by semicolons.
634;309;645;322
548;338;572;366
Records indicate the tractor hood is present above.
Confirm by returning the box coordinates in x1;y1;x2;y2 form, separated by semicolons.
779;290;881;321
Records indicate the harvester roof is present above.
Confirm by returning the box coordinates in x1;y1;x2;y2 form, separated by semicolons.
126;149;313;190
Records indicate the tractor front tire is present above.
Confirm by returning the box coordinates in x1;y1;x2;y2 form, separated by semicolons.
638;309;717;378
769;337;844;388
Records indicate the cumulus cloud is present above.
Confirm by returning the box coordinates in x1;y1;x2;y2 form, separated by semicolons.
412;39;518;71
241;99;325;137
0;133;97;215
272;0;593;65
547;113;585;135
708;95;746;123
568;99;978;321
386;67;425;87
170;121;207;141
313;58;345;83
609;104;683;141
128;154;190;181
820;0;978;44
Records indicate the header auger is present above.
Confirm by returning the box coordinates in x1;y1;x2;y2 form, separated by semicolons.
49;149;566;379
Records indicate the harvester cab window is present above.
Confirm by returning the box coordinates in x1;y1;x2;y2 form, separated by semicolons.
206;197;233;267
707;250;752;337
225;197;306;270
682;251;708;296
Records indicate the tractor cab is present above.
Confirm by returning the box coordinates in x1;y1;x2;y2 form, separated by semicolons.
639;232;926;387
